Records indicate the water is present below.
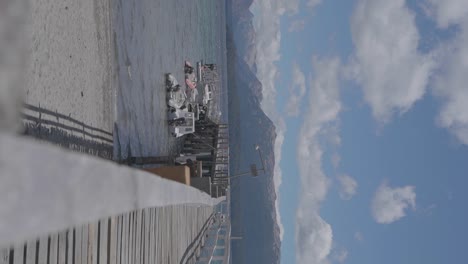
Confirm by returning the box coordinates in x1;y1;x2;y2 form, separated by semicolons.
113;0;228;160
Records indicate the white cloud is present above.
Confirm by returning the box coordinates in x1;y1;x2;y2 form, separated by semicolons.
307;0;322;9
296;57;342;264
347;0;468;145
337;174;358;200
285;62;307;116
288;19;306;33
354;231;364;242
428;0;468;28
333;249;349;263
297;210;333;264
371;181;416;224
349;0;435;123
428;1;468;145
250;0;300;241
273;119;286;239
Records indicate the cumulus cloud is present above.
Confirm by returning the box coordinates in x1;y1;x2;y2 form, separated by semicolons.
288;19;306;33
347;0;468;144
337;174;358;200
427;1;468;145
250;0;300;240
296;57;342;264
371;182;416;224
428;0;468;28
285;62;307;116
432;27;468;145
349;0;435;123
297;210;333;264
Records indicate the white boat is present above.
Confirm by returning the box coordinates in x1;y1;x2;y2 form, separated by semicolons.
203;84;213;105
167;108;195;137
166;73;187;109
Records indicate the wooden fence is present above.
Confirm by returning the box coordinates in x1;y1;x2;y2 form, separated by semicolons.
0;205;214;264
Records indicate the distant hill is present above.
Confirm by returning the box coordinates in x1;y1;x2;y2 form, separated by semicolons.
227;0;281;263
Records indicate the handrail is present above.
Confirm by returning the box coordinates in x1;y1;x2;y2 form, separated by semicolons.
179;212;216;264
0;133;223;248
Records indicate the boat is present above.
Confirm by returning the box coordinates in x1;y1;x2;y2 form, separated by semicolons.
165;74;186;110
165;71;197;137
203;84;213;105
185;61;198;90
167;108;195;137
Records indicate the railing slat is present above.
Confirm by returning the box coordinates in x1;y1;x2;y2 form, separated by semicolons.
38;237;48;264
67;231;73;264
114;217;120;264
50;235;58;264
123;215;129;264
74;227;82;264
58;232;66;264
135;212;141;264
13;245;23;264
88;224;96;264
128;214;133;264
143;210;149;264
81;226;88;264
120;216;126;264
149;209;154;264
0;248;8;264
109;217;117;264
98;220;107;264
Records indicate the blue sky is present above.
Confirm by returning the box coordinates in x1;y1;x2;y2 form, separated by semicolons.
249;0;468;263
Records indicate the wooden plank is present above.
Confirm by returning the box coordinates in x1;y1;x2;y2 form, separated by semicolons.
50;234;58;264
129;213;134;264
38;237;48;264
58;232;66;264
121;214;127;264
12;244;24;264
148;209;153;264
81;225;88;264
74;227;82;264
109;217;117;264
155;208;160;264
130;211;137;264
88;223;96;264
135;211;141;264
68;231;73;264
115;216;121;264
26;240;37;264
144;209;150;264
99;219;108;264
141;211;145;264
124;215;129;264
0;248;9;264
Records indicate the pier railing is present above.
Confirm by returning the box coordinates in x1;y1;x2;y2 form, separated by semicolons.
0;133;223;264
0;205;214;264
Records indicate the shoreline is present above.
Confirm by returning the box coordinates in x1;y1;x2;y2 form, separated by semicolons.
23;0;116;158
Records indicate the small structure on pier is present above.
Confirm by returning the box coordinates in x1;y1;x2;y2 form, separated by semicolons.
129;118;229;198
180;118;229;197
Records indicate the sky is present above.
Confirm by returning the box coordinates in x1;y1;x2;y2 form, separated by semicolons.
249;0;468;263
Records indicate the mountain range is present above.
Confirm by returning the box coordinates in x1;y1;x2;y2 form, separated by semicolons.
227;0;282;263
